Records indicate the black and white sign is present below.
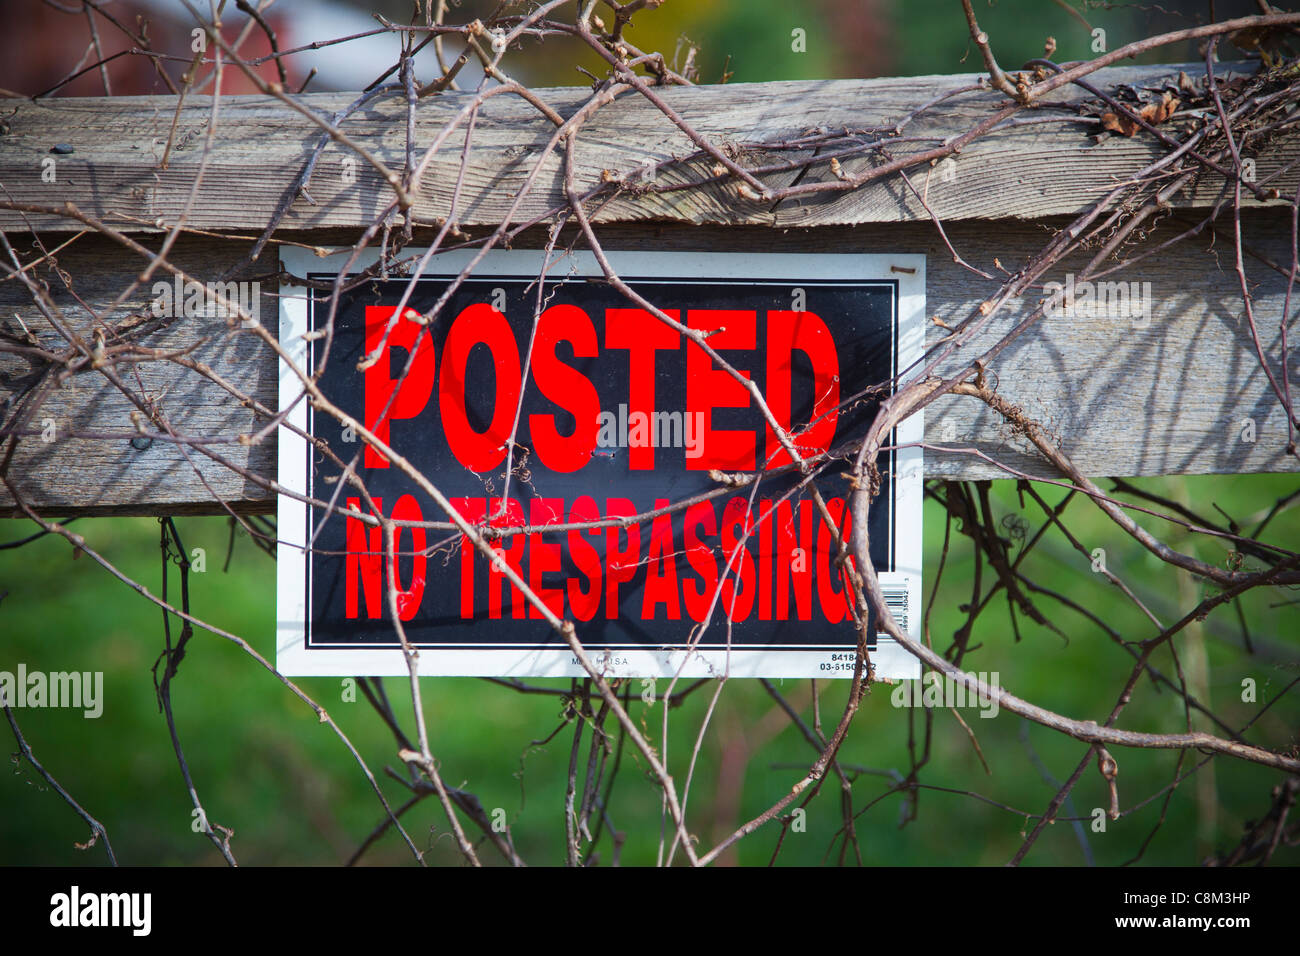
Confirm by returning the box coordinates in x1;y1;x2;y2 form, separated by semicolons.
277;250;923;679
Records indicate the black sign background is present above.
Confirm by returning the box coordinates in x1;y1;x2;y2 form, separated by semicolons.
304;274;899;653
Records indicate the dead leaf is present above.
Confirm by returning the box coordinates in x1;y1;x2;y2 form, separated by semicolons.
1100;112;1140;137
1101;93;1179;137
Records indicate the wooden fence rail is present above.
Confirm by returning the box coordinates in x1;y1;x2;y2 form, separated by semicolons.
1;63;1296;515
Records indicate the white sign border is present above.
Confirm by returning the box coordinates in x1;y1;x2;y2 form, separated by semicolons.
277;248;924;680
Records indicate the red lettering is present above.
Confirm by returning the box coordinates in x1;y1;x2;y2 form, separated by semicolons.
528;498;565;620
487;497;526;619
687;309;755;470
719;497;756;621
604;497;641;618
567;495;603;622
364;307;435;469
439;303;521;472
605;308;680;470
817;496;856;623
765;310;840;468
682;502;719;623
451;497;487;619
345;495;425;621
641;501;681;620
346;497;383;619
529;305;600;473
775;498;814;621
388;494;427;621
757;499;775;621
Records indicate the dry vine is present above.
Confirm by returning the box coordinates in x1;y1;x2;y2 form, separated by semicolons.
1;0;1298;867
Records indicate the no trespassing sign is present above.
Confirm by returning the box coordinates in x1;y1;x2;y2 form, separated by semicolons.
276;250;923;680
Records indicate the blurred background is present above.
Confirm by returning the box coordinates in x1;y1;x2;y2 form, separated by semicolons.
1;0;1297;867
0;0;1281;97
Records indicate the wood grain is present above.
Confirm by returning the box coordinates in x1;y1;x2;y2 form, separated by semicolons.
1;63;1294;237
1;208;1295;517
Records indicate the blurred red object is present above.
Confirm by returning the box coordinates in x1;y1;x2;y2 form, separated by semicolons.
0;0;293;97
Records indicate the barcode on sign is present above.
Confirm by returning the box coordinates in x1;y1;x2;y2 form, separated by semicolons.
879;587;909;634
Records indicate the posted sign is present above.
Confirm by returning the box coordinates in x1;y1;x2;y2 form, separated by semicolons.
277;250;923;679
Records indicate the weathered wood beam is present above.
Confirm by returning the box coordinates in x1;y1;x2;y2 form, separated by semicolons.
0;63;1294;236
1;211;1295;517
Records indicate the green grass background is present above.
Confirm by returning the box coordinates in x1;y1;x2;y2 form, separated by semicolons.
2;0;1295;867
2;473;1295;866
